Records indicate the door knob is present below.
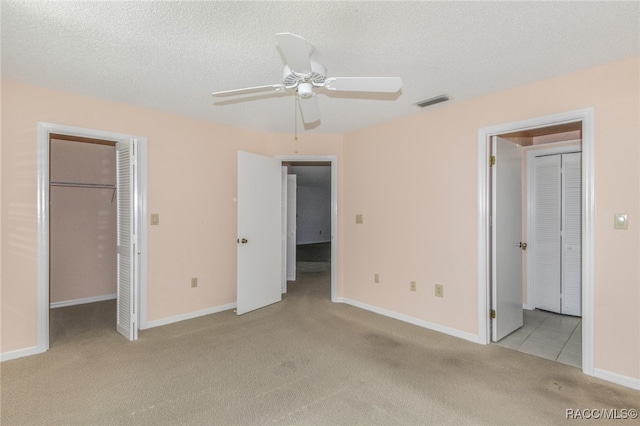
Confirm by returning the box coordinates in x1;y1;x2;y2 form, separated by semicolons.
519;242;527;250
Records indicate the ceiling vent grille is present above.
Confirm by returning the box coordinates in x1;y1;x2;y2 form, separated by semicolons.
416;95;450;108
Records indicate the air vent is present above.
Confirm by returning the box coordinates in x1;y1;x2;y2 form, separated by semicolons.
416;95;450;108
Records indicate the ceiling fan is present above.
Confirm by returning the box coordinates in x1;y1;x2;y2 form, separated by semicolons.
211;32;403;125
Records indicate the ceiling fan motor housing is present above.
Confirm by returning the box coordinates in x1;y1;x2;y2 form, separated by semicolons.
283;60;327;88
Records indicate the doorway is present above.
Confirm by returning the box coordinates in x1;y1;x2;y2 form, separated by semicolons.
491;128;583;367
49;136;117;345
36;123;148;354
277;155;338;303
477;108;594;376
285;162;332;296
235;153;337;315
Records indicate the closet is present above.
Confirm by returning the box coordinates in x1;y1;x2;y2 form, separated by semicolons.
532;151;582;316
49;137;117;308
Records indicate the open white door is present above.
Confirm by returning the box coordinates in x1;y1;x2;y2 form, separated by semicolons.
116;139;137;340
286;175;297;282
237;151;282;315
491;136;523;342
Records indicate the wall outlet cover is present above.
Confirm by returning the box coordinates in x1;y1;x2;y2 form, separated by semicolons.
614;213;628;230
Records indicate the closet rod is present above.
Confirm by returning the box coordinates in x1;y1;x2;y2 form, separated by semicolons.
50;181;116;189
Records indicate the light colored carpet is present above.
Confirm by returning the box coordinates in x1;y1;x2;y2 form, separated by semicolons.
1;266;638;425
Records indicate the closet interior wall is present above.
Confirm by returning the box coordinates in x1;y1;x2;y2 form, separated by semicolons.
49;138;117;306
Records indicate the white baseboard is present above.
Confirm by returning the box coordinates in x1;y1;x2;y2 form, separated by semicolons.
523;304;534;310
50;293;116;309
593;368;640;390
336;297;479;344
141;302;237;330
1;345;44;362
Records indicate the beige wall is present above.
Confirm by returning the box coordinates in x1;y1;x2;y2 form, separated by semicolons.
341;56;639;380
0;81;264;349
1;56;638;382
0;81;341;352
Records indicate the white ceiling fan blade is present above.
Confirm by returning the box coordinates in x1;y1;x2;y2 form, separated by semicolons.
276;32;312;75
212;84;285;98
323;77;403;93
298;95;320;124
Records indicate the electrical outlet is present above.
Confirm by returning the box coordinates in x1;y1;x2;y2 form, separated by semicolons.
435;284;444;298
374;273;380;283
356;214;364;224
191;277;198;288
410;281;417;292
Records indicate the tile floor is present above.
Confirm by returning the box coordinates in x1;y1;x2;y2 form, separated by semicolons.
496;309;582;368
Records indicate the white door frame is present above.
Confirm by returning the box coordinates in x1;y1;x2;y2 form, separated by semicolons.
525;143;582;312
276;155;338;302
477;108;594;376
36;122;148;353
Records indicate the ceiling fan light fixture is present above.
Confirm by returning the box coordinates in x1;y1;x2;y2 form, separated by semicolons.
297;82;313;99
416;94;450;108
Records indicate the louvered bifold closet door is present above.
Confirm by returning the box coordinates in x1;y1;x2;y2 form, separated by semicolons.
561;153;582;316
116;140;137;340
281;167;287;293
533;155;562;313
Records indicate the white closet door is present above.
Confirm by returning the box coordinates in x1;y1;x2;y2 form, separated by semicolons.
281;167;288;294
562;153;582;316
533;155;561;313
116;140;137;341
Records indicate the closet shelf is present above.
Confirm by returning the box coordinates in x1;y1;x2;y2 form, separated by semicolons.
50;181;116;189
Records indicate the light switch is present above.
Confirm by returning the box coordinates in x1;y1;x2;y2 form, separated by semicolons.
355;214;364;224
614;213;628;230
150;214;160;226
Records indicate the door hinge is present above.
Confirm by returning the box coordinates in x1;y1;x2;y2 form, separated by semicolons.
490;156;496;167
490;309;496;319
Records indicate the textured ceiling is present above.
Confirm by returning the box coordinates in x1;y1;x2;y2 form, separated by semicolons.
2;1;639;134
